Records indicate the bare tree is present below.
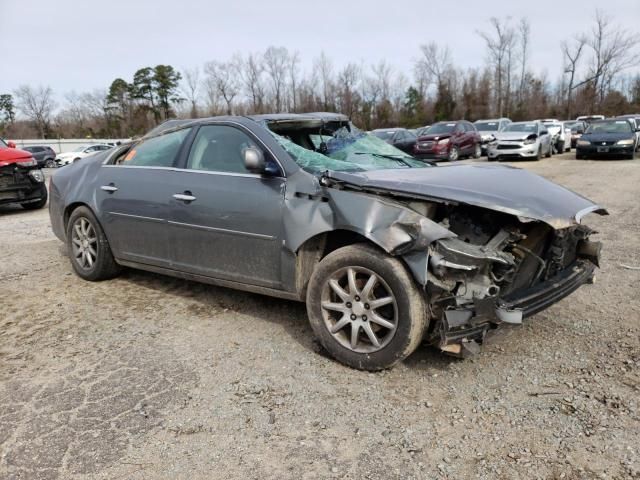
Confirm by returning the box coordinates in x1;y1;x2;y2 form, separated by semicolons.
478;17;516;117
517;18;530;104
14;85;56;138
337;63;361;119
314;52;334;110
288;51;301;112
586;11;640;106
181;67;200;117
562;35;587;118
204;59;241;115
263;46;289;112
370;60;393;101
416;42;452;89
241;53;266;113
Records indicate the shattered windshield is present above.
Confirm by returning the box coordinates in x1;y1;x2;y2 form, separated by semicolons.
267;126;429;174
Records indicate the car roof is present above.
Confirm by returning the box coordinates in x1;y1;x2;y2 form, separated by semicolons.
144;112;351;138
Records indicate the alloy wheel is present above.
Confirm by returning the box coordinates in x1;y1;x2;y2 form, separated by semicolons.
320;266;398;353
71;217;98;270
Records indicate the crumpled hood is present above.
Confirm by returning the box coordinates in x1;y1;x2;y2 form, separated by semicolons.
327;163;607;229
494;132;536;142
0;147;33;167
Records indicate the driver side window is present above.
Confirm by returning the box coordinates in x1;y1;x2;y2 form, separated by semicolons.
186;125;262;174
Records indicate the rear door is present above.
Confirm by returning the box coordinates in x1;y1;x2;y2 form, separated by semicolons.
166;123;286;289
94;128;192;267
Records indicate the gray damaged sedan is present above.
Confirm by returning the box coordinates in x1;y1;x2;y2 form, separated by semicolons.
49;113;606;370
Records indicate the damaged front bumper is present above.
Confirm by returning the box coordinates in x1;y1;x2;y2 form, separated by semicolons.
434;258;597;356
426;222;602;357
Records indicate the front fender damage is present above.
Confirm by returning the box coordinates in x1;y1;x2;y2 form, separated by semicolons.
284;171;602;359
283;171;454;286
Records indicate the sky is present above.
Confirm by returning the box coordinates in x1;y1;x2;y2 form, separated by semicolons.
1;0;639;99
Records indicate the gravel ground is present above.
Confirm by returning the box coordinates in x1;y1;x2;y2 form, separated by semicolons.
1;153;638;480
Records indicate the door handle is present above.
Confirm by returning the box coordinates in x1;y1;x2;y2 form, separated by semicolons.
100;184;118;193
173;192;196;202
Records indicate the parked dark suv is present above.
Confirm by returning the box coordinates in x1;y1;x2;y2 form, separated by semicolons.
23;146;57;168
413;121;481;161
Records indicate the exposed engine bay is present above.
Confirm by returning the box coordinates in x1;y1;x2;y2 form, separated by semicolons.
424;205;601;356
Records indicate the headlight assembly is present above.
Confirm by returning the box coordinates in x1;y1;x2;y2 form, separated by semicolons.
616;139;634;146
437;138;450;145
18;158;38;167
577;140;591;146
28;169;45;182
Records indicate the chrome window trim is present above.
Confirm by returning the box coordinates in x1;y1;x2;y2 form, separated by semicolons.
101;164;269;179
102;120;286;177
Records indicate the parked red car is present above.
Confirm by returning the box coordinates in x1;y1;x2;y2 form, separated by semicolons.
0;138;48;209
413;120;481;161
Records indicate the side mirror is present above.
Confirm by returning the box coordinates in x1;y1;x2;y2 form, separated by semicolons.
243;147;266;174
7;141;16;148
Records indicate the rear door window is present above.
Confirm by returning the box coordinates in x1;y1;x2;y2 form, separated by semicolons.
122;129;191;167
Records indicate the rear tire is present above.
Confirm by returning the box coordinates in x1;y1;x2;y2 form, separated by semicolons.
45;159;56;168
66;206;121;281
306;244;428;371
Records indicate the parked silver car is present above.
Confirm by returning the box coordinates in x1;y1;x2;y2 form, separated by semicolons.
487;121;553;161
474;118;512;155
48;113;605;370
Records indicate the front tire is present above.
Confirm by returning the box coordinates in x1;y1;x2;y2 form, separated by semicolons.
45;159;57;168
447;146;459;162
21;185;48;210
473;143;481;159
66;206;120;281
545;142;552;158
306;244;428;371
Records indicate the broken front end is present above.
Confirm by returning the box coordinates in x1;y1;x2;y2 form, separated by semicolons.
424;207;601;356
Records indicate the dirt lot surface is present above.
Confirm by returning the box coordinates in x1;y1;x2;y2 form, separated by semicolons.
1;153;639;480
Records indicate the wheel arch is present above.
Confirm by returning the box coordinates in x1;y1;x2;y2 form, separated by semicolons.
294;229;383;300
64;202;94;230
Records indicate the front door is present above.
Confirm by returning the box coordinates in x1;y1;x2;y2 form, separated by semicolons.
167;124;285;289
